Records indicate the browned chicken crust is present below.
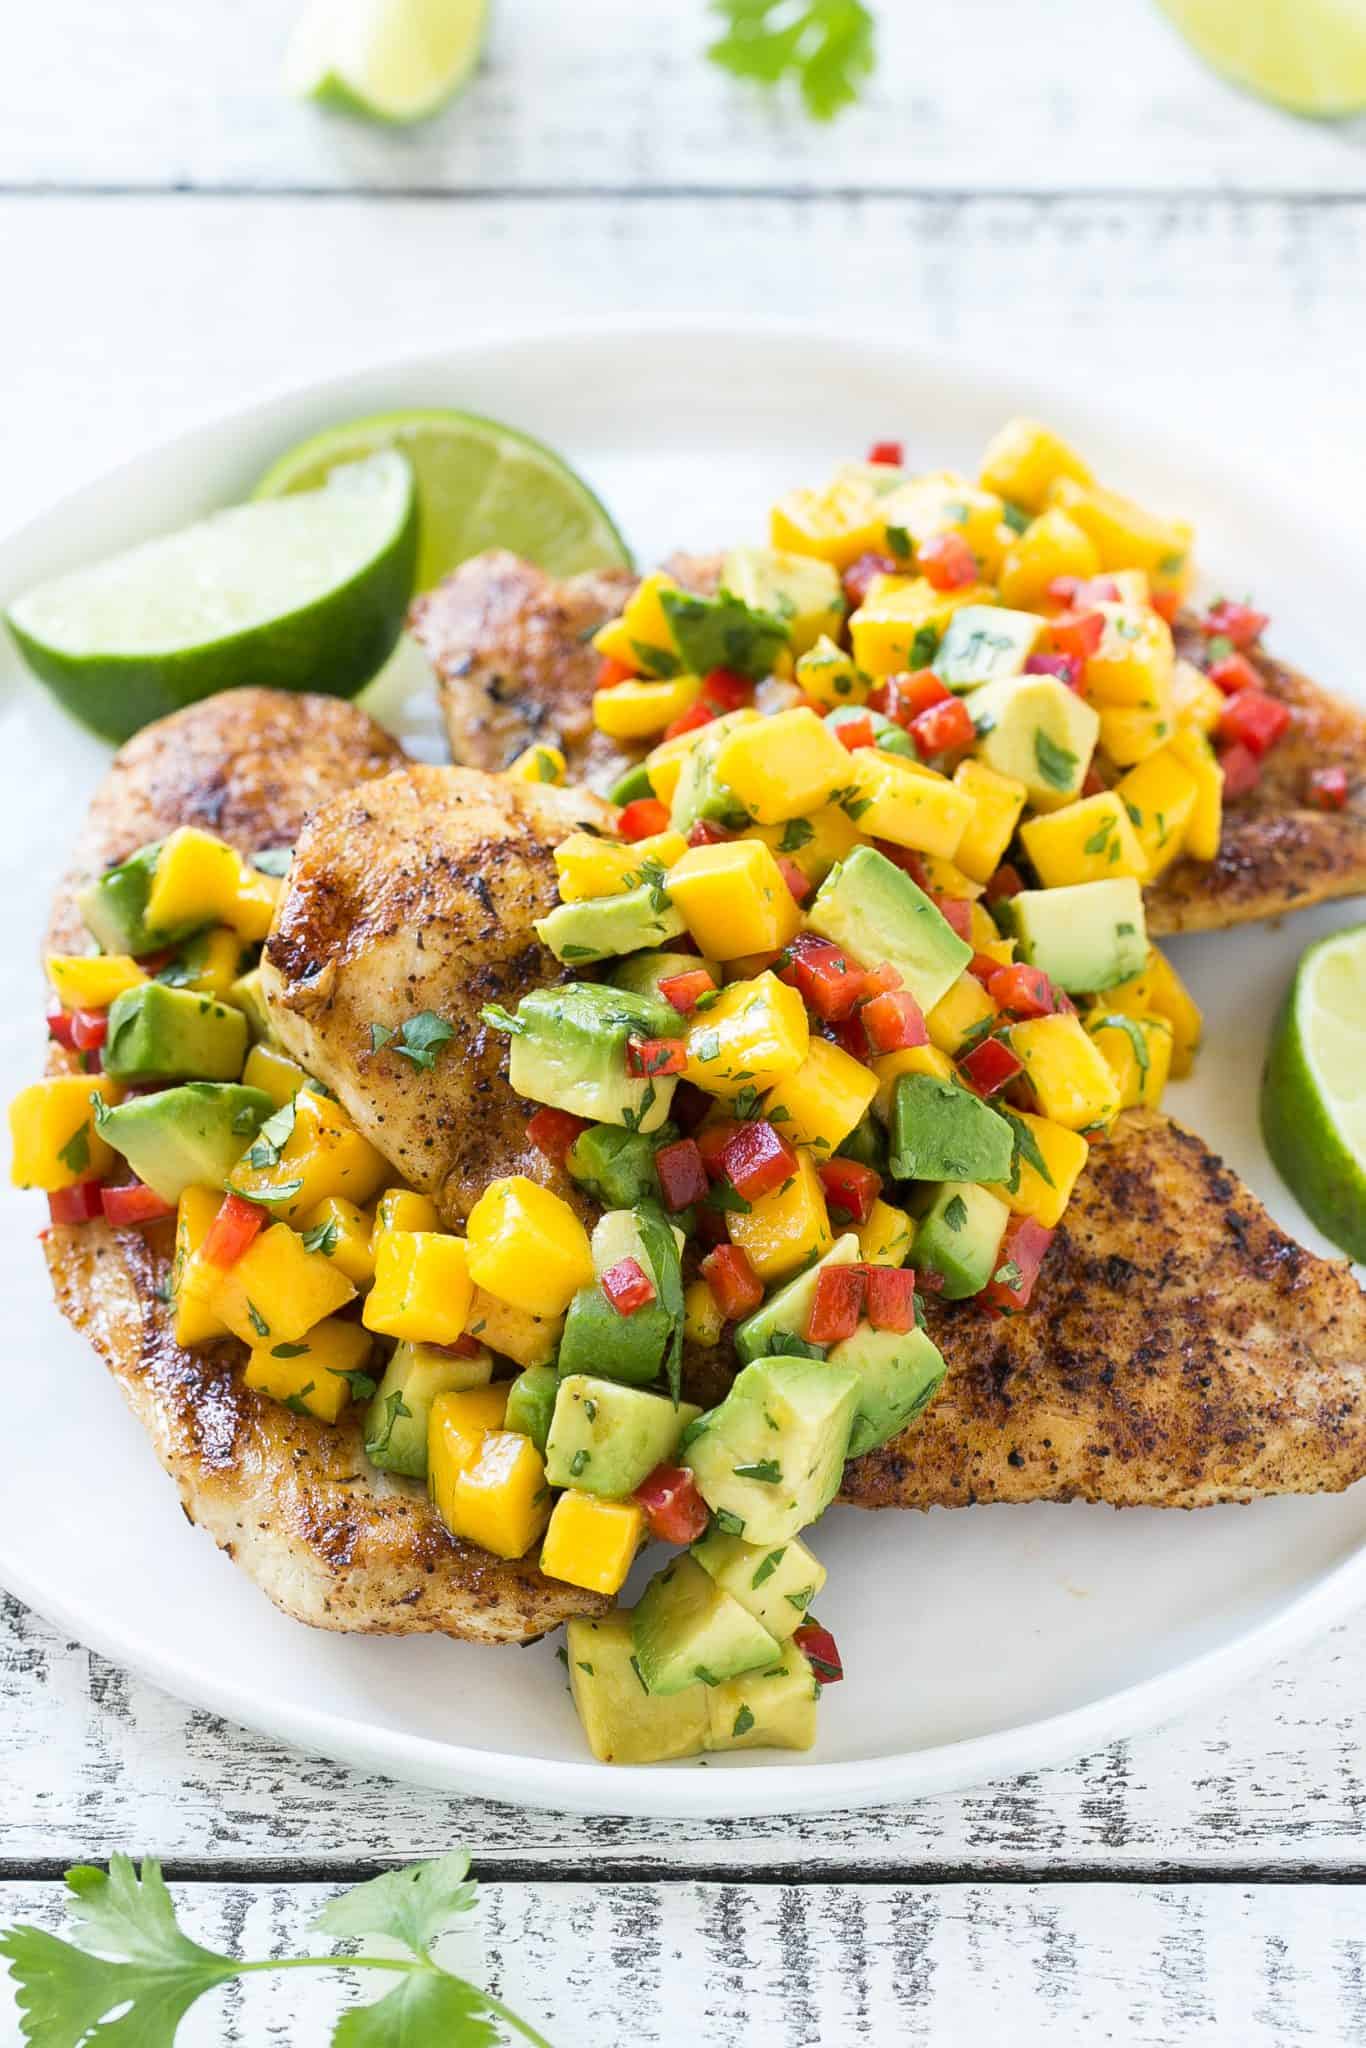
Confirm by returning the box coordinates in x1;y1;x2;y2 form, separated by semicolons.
41;690;605;1642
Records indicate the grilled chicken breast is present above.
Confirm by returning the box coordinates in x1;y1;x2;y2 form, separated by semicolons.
41;690;606;1642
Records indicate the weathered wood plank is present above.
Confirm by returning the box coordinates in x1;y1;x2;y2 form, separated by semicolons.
2;1876;1364;2044
6;0;1366;195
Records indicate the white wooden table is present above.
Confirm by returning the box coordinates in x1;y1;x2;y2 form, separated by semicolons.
3;4;1366;2039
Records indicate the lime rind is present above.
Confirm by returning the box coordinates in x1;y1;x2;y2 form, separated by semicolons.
1262;924;1366;1262
286;0;490;125
1156;0;1366;119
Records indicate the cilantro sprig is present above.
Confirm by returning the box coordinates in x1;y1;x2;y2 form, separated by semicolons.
0;1850;554;2047
707;0;877;120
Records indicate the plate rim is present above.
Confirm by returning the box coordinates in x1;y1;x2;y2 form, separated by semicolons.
3;315;1364;1820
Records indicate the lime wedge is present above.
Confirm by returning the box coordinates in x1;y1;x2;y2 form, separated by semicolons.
1262;924;1366;1260
6;451;417;744
1156;0;1366;117
253;409;632;594
286;0;489;124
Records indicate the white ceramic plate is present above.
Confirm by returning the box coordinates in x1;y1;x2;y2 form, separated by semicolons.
1;324;1363;1820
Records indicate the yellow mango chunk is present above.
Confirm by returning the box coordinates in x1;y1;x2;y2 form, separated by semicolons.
298;1195;376;1289
979;419;1093;513
9;1074;119;1192
857;1198;915;1267
847;751;973;859
1099;945;1202;1078
1019;791;1150;888
209;1223;357;1347
371;1186;442;1248
428;1384;512;1485
227;1085;387;1222
1046;476;1194;597
177;927;244;1002
145;826;243;933
683;972;809;1099
1170;657;1226;736
466;1176;595;1319
541;1491;645;1596
713;707;849;825
997;508;1100;608
245;1315;373;1423
1164;725;1223;862
46;954;146;1010
951;759;1028;882
465;1284;563;1369
727;1150;833;1284
752;803;860;887
173;1184;230;1347
554;829;687;902
795;634;868;709
363;1230;474;1345
1010;1013;1121;1132
1084;604;1175;711
876;472;1007;571
1097;703;1174;768
770;477;886;569
1114;747;1200;877
870;1043;955;1121
762;1036;877;1153
1087;1012;1174;1111
434;1427;552;1560
242;1042;306;1110
683;1277;726;1348
591;571;680;674
665;838;802;959
505;742;566;786
594;673;702;740
849;576;995;677
984;1111;1090;1229
231;867;282;943
926;972;998;1057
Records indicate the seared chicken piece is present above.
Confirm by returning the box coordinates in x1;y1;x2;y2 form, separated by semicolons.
262;763;615;1223
42;691;606;1642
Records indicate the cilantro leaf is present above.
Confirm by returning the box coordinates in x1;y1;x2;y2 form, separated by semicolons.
302;1216;341;1256
707;0;877;121
1093;1012;1151;1076
366;1389;412;1459
393;1011;456;1071
314;1848;478;1958
333;1971;500;2047
999;1108;1055;1195
636;1200;686;1406
246;1097;295;1170
1033;727;1079;791
57;1123;90;1175
251;846;293;877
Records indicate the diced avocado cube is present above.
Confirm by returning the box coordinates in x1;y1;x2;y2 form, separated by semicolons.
589;1206;685;1278
631;1553;780;1697
545;1376;699;1498
228;965;274;1043
659;587;789;681
608;761;656;806
970;673;1100;811
566;1123;667;1209
78;839;205;956
691;1527;826;1640
104;981;248;1083
888;1073;1014;1183
705;1635;820;1753
825;703;913;757
668;711;760;834
826;1325;947;1458
558;1284;672;1387
96;1082;273;1202
611;949;720;1003
486;981;679;1132
807;845;972;1016
733;1233;862;1365
567;1611;710;1764
685;1355;860;1546
1007;878;1148;994
836;1113;889;1176
365;1340;493;1480
720;545;844;656
504;1365;560;1454
933;605;1043;690
535;883;686;965
911;1181;1010;1300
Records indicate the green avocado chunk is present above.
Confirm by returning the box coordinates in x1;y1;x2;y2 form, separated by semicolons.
1007;878;1148;994
932;604;1043;691
364;1340;492;1480
607;761;656;806
503;1366;560;1454
720;545;843;657
483;981;678;1132
566;1123;668;1209
96;1082;273;1202
836;1112;889;1175
535;883;686;964
567;1611;710;1764
667;710;761;834
911;1180;1012;1300
545;1375;699;1498
78;840;205;955
888;1073;1014;1183
691;1526;826;1639
227;965;274;1043
684;1354;860;1546
807;845;972;1016
705;1635;820;1753
733;1233;861;1365
104;981;248;1083
826;1325;947;1457
632;1553;780;1697
558;1284;673;1387
659;587;789;681
970;671;1100;810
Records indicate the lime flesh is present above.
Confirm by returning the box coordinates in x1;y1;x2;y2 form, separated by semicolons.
6;451;417;743
1261;924;1366;1260
1156;0;1366;117
286;0;489;124
253;408;632;594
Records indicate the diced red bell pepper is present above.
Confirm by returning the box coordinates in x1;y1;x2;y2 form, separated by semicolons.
601;1256;657;1316
911;695;976;759
931;894;973;943
871;668;951;726
201;1192;267;1268
48;1181;106;1226
100;1181;177;1229
778;856;813;903
1150;588;1181;625
1025;651;1083;692
663;702;716;743
596;655;635;691
686;818;733;847
959;1033;1024;1098
634;1463;711;1547
779;932;867;1022
859;989;929;1054
805;1262;866;1344
860;962;904;996
1081;768;1106;798
832;711;877;753
986;863;1024;901
794;1621;844;1684
917;532;978;591
1049;609;1105;661
45;999;76;1050
983;1215;1055;1313
701;1243;764;1320
831;1013;872;1061
1308;765;1349;811
817;1157;882;1224
1203;599;1268;649
69;1008;109;1052
1046;575;1081;609
987;963;1055;1019
1208;650;1261;696
659;968;716;1013
1218;741;1262;797
842;551;901;609
696;1118;744;1177
447;1333;486;1359
654;1137;709;1213
1074;575;1122;606
720;1120;798;1202
626;1037;688;1078
865;1264;917;1333
526;1105;591;1168
967;950;1004;986
1217;689;1291;757
701;667;752;713
617;796;671;841
867;439;904;466
872;839;931;890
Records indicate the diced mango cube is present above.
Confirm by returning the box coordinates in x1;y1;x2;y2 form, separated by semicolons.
847;751;973;859
432;1426;551;1560
926;972;998;1056
209;1223;357;1346
299;1195;376;1289
505;742;566;786
554;829;687;902
1009;1014;1122;1132
997;508;1100;609
145;826;243;933
1046;476;1193;597
984;1111;1090;1229
1164;725;1223;862
541;1491;645;1596
594;674;702;740
1099;945;1202;1077
713;707;849;825
46;954;146;1010
9;1074;119;1192
1114;747;1200;877
850;577;996;678
870;1043;955;1120
465;1284;563;1368
230;867;282;943
244;1314;373;1423
242;1042;306;1110
1019;791;1150;888
683;972;809;1099
426;1383;511;1497
979;419;1093;513
1087;1012;1174;1111
1084;604;1175;711
857;1198;914;1266
591;572;681;675
951;758;1028;882
876;472;1007;570
665;838;802;959
770;478;886;569
173;1184;230;1347
227;1086;387;1221
1097;703;1174;768
465;1176;594;1318
752;802;860;887
177;927;244;1002
727;1150;833;1283
363;1230;474;1345
684;1277;726;1348
371;1186;442;1247
917;854;984;903
762;1036;877;1153
1170;658;1226;736
795;634;868;709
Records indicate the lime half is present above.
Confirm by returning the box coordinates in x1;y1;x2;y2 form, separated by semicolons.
1156;0;1366;118
253;408;632;594
286;0;489;124
1262;924;1366;1260
6;450;417;743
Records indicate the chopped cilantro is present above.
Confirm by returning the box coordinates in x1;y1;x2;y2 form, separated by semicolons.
1034;728;1079;791
942;1194;968;1231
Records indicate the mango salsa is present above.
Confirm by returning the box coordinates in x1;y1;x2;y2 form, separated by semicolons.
984;1110;1090;1229
9;1074;120;1191
591;571;680;674
846;751;973;859
683;972;809;1099
244;1315;373;1423
173;1184;231;1347
1087;1012;1174;1111
762;1036;877;1153
713;707;849;824
665;838;802;959
432;1425;551;1560
363;1230;474;1345
371;1186;442;1246
226;1085;387;1222
209;1223;356;1347
594;674;701;740
1009;1013;1122;1132
979;419;1093;513
727;1150;833;1283
145;826;243;934
465;1176;594;1318
47;954;146;1010
541;1491;645;1596
298;1195;376;1289
554;829;687;902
